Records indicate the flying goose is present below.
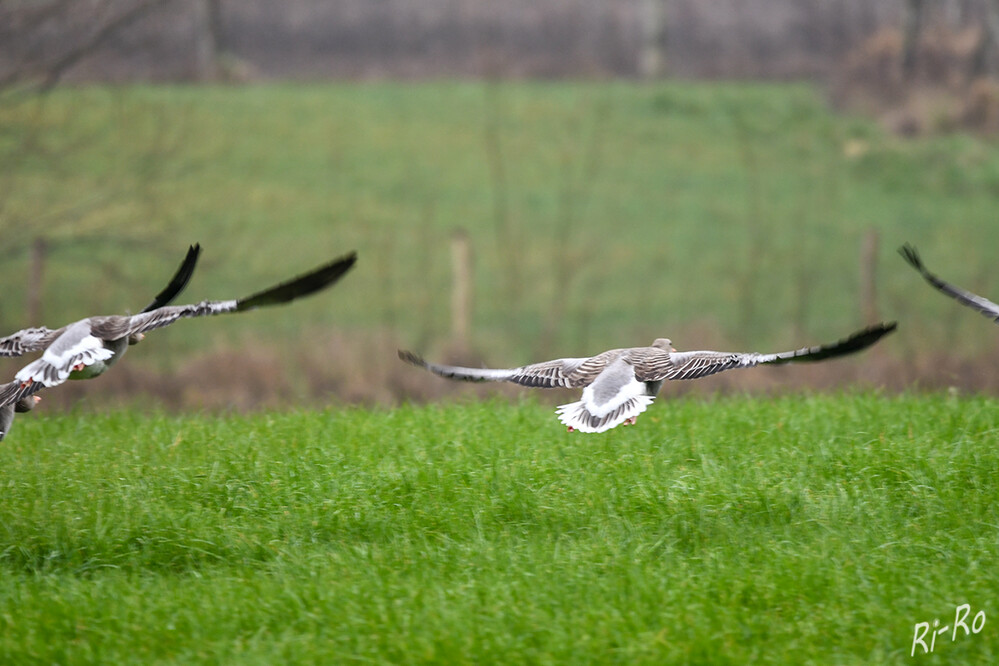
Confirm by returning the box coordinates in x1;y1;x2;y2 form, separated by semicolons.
0;251;357;412
399;322;897;433
0;243;201;441
899;243;999;322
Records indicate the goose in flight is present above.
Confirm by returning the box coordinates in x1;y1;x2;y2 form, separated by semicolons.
0;250;357;413
400;322;897;433
899;243;999;322
0;243;201;441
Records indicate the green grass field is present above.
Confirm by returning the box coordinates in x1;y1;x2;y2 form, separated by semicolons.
1;395;997;663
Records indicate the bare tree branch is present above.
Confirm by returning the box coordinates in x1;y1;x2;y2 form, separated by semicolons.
0;0;177;96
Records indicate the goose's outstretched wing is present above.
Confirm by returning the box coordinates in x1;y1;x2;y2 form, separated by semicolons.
0;244;202;358
237;252;357;310
398;349;613;389
0;327;64;358
139;244;201;313
899;244;999;322
106;251;357;340
655;322;897;382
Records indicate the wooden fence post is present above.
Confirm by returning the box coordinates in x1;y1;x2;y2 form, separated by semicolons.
450;228;472;353
860;228;879;325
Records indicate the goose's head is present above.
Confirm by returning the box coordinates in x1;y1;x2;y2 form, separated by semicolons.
652;338;675;352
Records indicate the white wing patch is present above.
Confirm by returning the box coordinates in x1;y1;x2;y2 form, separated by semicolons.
556;392;655;433
14;333;114;387
555;358;655;433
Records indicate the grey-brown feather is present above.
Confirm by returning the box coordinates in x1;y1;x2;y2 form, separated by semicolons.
0;327;65;358
97;300;240;340
399;349;619;389
641;322;897;382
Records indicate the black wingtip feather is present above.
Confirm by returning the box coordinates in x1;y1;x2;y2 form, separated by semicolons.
141;243;202;313
236;251;357;312
899;243;944;287
802;321;897;362
398;349;427;368
898;243;923;272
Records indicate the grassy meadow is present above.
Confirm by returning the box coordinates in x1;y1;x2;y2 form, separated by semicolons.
1;395;997;663
2;82;999;400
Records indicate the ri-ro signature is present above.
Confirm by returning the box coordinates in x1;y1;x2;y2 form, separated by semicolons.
911;603;985;657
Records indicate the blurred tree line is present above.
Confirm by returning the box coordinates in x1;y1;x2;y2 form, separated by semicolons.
0;0;917;84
